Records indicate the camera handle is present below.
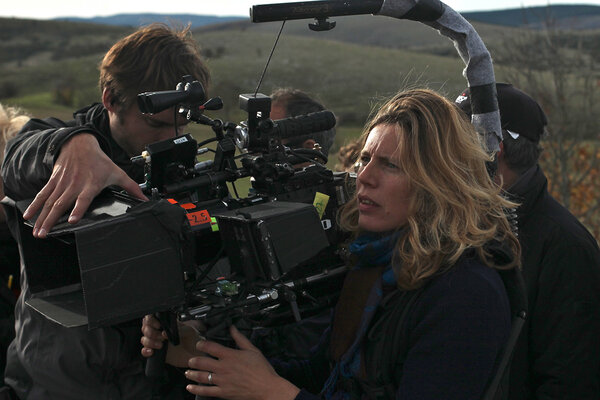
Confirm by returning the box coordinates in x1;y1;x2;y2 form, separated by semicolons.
282;287;302;322
145;311;180;378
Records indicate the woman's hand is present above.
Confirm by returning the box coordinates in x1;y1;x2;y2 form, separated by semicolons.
140;315;204;368
185;325;300;400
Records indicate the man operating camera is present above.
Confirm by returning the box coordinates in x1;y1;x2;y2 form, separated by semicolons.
1;24;209;400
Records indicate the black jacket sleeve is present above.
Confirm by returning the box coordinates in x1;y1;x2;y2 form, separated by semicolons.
1;116;109;201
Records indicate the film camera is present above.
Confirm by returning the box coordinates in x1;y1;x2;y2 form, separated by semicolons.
7;77;354;346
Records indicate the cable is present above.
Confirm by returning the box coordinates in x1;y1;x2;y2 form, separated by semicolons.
254;20;286;96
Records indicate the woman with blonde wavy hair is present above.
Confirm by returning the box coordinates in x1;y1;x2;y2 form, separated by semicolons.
141;89;520;400
338;89;520;289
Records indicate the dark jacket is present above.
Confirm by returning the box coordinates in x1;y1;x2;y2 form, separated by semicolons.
0;223;19;385
274;255;511;400
507;165;600;400
0;104;156;400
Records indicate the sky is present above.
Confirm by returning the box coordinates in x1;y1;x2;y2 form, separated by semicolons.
2;0;599;20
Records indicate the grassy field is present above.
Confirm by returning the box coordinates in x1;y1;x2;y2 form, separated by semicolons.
1;22;467;148
200;14;522;57
2;32;467;123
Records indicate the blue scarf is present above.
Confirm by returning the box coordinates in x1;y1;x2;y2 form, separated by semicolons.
323;230;403;399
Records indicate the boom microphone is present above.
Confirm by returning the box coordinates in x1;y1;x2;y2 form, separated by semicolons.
250;0;384;23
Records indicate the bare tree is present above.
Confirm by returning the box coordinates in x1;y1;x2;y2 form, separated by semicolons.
491;13;600;238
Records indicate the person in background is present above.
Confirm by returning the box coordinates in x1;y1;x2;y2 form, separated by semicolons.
142;88;521;400
456;83;600;400
0;104;29;386
270;88;336;157
335;138;362;172
1;24;209;399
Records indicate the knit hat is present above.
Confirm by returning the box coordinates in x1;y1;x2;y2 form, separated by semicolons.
456;83;548;143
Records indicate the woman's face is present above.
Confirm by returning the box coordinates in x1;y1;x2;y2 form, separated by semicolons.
356;124;413;232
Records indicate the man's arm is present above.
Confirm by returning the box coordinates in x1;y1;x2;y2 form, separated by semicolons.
2;120;146;238
2;118;76;200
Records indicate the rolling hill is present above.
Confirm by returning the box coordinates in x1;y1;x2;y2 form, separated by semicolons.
461;4;600;29
50;4;600;30
0;9;597;236
0;20;468;125
55;14;245;28
0;4;598;128
194;15;520;57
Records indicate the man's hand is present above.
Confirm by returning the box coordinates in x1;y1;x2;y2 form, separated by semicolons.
23;133;147;238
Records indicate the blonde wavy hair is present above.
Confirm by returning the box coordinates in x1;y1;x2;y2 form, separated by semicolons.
339;89;520;290
0;103;29;160
0;104;30;220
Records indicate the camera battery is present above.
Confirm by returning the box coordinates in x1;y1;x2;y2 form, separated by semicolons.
216;201;328;282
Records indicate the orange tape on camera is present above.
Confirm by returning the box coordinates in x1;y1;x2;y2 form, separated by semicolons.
167;199;210;226
187;209;211;226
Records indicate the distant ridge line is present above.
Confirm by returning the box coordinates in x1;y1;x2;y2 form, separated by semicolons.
461;4;600;29
51;4;600;30
54;13;246;28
